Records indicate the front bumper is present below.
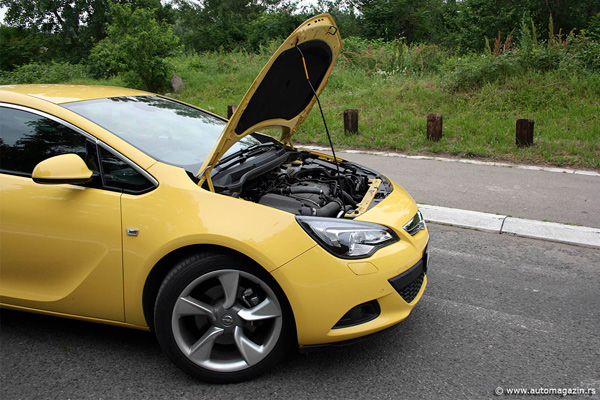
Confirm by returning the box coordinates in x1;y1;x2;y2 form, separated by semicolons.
388;245;428;303
271;230;429;346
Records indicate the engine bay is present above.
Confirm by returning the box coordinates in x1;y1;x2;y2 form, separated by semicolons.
208;144;392;218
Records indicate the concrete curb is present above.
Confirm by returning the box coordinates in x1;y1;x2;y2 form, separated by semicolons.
418;204;600;249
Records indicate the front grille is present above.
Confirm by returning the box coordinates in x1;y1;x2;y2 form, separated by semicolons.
397;272;424;303
388;258;426;303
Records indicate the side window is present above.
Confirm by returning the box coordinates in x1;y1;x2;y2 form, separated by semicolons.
0;107;94;176
99;146;155;194
1;106;155;194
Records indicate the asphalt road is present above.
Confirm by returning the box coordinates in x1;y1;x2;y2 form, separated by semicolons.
1;224;599;399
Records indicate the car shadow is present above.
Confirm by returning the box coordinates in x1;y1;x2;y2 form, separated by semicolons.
0;306;427;393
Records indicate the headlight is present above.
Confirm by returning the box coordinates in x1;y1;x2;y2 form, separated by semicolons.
296;216;399;259
403;211;425;236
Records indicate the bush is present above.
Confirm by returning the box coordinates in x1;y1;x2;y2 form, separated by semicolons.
442;53;520;91
442;16;600;92
571;37;600;70
88;2;182;92
567;33;600;71
0;62;88;84
341;37;444;74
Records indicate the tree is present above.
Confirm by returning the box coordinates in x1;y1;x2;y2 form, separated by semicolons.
301;0;364;38
0;26;46;70
443;0;600;52
0;0;176;62
0;0;114;61
445;0;528;51
541;0;600;36
173;0;281;52
358;0;445;43
246;12;305;50
89;2;182;92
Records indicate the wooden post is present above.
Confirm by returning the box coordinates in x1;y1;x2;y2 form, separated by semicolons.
344;109;359;134
227;105;237;119
427;113;443;141
516;119;534;147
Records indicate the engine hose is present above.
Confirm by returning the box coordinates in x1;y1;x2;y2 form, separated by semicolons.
341;190;357;207
312;201;341;217
273;186;322;195
290;186;322;195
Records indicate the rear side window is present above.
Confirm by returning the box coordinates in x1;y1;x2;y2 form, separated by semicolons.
0;107;88;175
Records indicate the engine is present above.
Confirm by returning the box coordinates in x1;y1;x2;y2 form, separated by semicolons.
210;146;390;218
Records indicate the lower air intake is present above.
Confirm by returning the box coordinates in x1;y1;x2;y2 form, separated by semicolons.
333;300;380;329
388;259;425;303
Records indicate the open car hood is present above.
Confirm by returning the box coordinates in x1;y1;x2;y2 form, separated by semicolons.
197;14;342;183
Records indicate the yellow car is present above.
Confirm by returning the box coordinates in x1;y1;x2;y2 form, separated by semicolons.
0;14;428;383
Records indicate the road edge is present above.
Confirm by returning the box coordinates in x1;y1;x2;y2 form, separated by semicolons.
418;204;600;249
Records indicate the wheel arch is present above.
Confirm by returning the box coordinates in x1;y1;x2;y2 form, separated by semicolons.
141;244;297;343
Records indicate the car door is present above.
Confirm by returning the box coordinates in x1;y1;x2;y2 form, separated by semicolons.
0;105;125;321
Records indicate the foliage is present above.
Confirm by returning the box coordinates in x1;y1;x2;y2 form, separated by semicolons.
444;0;531;52
246;12;305;51
0;62;88;84
300;1;364;38
341;37;444;74
567;34;600;72
565;12;600;70
538;0;600;38
0;26;47;70
2;0;599;58
173;0;271;52
353;0;596;50
442;54;518;92
0;0;114;61
586;13;600;40
88;2;182;92
359;0;445;43
0;0;176;63
442;13;600;91
432;0;600;52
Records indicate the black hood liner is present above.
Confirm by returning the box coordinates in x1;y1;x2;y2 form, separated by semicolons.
235;40;333;135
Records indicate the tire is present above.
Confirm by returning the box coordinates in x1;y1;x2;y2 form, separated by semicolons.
154;252;294;383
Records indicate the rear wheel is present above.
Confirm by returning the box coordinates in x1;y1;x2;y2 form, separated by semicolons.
154;252;293;383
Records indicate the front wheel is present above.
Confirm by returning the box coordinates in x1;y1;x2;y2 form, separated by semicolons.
154;252;294;383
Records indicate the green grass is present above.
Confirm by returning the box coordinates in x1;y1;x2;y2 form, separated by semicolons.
166;51;599;169
3;48;599;169
297;66;599;169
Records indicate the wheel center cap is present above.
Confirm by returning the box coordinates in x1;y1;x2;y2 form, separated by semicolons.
221;314;235;327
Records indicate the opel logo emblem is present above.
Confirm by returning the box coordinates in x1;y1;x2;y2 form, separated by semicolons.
221;314;235;327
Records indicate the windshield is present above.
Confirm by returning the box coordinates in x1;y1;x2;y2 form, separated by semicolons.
62;96;260;174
